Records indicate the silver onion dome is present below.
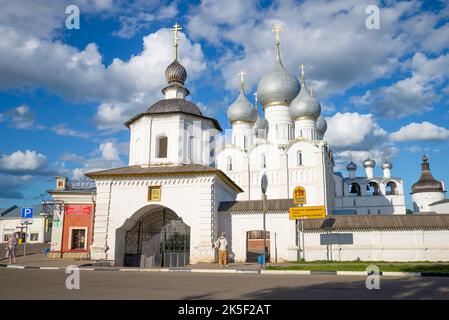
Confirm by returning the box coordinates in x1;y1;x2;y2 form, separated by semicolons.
290;69;321;121
165;59;187;84
316;115;327;135
257;44;300;108
253;112;268;133
227;90;257;124
382;161;393;170
347;161;357;171
362;158;376;168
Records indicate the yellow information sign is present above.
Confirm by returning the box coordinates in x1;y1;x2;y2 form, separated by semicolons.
289;206;326;220
293;186;306;205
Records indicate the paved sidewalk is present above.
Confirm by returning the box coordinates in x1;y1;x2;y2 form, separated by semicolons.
0;252;92;268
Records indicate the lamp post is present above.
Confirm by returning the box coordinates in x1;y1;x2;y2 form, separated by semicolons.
261;173;268;269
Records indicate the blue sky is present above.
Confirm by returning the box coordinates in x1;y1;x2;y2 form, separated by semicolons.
0;0;448;209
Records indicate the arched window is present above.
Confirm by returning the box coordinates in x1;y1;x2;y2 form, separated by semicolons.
386;181;397;195
349;182;361;196
297;151;303;166
367;181;380;196
243;135;247;151
157;135;168;158
261;153;266;169
227;156;233;171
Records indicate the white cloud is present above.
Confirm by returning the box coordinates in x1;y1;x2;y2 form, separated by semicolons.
51;124;91;139
0;150;48;174
99;141;120;161
351;52;449;118
324;112;387;149
390;122;449;142
0;105;45;130
59;152;85;163
187;0;418;98
0;25;206;131
113;2;179;39
72;141;125;179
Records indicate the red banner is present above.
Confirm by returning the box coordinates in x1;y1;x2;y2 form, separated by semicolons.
65;205;91;215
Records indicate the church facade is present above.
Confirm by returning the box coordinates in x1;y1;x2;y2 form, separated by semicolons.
47;24;449;265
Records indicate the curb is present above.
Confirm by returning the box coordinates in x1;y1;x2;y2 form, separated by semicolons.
1;264;448;278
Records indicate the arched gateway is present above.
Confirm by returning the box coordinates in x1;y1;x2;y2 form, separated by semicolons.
115;205;190;268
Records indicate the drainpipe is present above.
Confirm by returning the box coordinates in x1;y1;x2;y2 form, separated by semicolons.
322;144;328;215
148;117;153;164
247;155;251;200
89;191;96;260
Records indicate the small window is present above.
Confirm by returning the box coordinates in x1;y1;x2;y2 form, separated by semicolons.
3;234;12;242
297;151;303;166
261;153;266;169
244;136;247;151
157;135;168;158
71;229;86;250
30;233;39;241
227;156;233;171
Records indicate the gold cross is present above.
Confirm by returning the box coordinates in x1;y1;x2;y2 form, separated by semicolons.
171;23;182;59
272;24;283;44
238;71;246;91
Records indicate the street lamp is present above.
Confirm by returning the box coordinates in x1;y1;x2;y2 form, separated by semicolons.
261;173;268;269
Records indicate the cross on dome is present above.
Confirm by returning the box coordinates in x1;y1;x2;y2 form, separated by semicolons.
238;71;246;92
299;63;305;83
171;23;182;60
272;24;283;44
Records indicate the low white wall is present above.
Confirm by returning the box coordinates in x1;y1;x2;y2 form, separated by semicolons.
219;212;449;262
303;230;449;262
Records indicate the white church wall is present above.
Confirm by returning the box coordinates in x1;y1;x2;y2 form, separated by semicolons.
429;201;449;214
413;192;446;212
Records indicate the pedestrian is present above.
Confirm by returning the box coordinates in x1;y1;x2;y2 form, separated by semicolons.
6;233;18;264
214;232;228;267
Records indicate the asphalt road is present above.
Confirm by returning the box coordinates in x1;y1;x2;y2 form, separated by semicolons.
0;268;448;300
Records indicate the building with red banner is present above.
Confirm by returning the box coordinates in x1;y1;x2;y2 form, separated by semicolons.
47;177;95;259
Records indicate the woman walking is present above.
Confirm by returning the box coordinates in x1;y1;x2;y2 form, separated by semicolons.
5;233;18;264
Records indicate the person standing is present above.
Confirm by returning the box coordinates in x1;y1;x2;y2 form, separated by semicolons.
214;232;228;267
6;233;18;264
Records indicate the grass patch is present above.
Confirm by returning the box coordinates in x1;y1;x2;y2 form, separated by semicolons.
266;261;449;273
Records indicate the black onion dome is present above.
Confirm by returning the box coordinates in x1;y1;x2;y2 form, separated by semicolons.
412;155;444;193
165;59;187;84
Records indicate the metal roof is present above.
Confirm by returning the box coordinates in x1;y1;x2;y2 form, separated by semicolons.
0;204;43;220
303;214;449;231
125;99;222;131
219;199;294;212
85;164;243;193
218;199;449;230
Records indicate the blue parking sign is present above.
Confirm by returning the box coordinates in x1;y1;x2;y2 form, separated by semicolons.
21;207;34;219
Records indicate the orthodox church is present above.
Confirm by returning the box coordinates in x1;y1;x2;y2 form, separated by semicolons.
47;24;449;265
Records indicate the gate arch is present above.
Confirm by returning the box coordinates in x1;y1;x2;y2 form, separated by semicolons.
115;205;190;268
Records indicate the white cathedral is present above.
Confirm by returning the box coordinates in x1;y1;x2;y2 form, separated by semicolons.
49;24;449;266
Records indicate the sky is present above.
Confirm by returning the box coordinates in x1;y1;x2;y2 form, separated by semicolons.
0;0;448;210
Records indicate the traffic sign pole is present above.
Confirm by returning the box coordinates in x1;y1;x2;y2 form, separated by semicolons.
301;218;305;260
24;221;27;256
